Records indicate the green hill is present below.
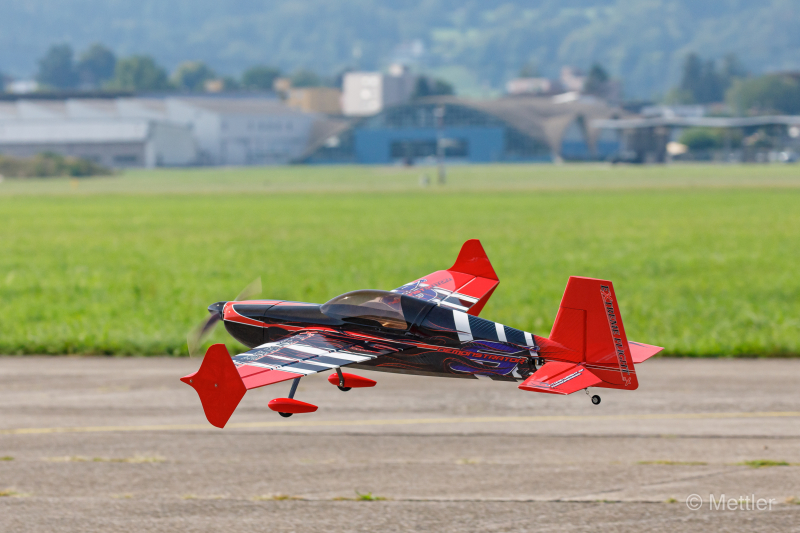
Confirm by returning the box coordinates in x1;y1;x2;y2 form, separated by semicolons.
1;1;799;98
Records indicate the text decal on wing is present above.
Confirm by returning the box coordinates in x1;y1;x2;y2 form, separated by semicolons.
549;368;583;388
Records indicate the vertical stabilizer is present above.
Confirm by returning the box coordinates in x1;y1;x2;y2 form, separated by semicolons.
545;277;638;390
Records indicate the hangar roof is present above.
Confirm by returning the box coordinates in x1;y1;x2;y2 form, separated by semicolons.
0;119;152;144
300;95;624;160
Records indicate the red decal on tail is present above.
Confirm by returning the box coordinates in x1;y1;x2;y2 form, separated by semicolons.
600;285;632;386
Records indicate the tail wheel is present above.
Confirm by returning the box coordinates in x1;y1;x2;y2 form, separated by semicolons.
591;395;601;405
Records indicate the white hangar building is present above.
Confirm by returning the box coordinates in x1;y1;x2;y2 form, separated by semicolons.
0;99;196;168
0;96;324;168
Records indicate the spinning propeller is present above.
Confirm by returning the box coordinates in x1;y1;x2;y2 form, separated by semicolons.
187;277;262;357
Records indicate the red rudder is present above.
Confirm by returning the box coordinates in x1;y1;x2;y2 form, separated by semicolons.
546;277;638;390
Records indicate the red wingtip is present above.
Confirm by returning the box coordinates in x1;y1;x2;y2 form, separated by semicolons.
180;344;246;428
450;239;498;281
267;398;318;414
326;372;376;388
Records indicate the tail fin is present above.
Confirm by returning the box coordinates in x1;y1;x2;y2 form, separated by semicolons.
539;276;638;390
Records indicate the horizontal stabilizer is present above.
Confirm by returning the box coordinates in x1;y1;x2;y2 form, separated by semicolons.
518;361;601;395
629;341;663;364
393;239;499;316
180;344;247;428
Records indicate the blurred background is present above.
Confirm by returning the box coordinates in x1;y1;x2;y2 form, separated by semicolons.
1;4;799;531
0;0;798;358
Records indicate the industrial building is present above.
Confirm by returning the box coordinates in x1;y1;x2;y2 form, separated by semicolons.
0;95;324;167
593;114;800;163
300;95;623;164
0;92;628;168
287;87;342;114
341;64;417;117
163;98;316;165
0;99;195;167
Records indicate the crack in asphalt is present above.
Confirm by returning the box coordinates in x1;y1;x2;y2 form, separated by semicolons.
2;411;798;436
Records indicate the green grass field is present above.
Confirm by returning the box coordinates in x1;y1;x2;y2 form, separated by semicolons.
1;164;798;357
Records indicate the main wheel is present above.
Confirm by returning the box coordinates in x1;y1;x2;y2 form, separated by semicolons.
591;395;601;405
278;412;293;418
337;386;352;392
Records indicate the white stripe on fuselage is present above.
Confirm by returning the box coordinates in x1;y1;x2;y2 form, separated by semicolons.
453;311;473;342
524;331;533;346
495;323;507;342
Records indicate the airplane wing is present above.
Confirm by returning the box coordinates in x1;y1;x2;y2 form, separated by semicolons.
392;239;499;316
518;361;602;395
181;330;401;428
231;330;399;386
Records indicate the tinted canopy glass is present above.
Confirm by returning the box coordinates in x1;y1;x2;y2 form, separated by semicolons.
321;290;408;330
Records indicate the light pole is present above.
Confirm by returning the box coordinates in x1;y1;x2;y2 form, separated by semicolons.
434;105;446;185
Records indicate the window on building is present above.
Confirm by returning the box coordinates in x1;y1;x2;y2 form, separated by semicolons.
113;154;138;165
363;104;504;130
390;138;468;159
504;128;551;159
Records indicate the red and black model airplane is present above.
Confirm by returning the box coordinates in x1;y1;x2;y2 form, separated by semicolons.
181;240;663;428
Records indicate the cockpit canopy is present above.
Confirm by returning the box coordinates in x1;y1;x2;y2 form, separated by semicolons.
321;290;431;330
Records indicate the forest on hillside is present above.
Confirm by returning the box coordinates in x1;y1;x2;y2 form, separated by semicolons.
2;0;799;98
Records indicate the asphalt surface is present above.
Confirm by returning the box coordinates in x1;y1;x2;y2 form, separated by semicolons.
0;357;798;532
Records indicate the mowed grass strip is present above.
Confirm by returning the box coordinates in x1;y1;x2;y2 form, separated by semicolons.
0;166;798;356
2;163;800;195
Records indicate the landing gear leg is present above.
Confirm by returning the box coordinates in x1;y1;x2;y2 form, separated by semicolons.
586;389;601;405
336;368;351;392
278;377;302;418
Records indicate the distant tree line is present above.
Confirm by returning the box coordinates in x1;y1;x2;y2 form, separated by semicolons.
26;42;456;98
32;43;287;92
667;52;800;115
29;43;343;93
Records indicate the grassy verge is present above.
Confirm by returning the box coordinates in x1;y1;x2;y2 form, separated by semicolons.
0;164;798;356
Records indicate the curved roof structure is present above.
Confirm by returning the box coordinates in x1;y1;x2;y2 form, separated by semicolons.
424;95;623;153
299;95;624;163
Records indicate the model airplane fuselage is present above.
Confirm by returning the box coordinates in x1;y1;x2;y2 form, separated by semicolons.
182;240;663;428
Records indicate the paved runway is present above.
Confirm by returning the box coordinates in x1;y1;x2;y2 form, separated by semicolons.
0;357;798;532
